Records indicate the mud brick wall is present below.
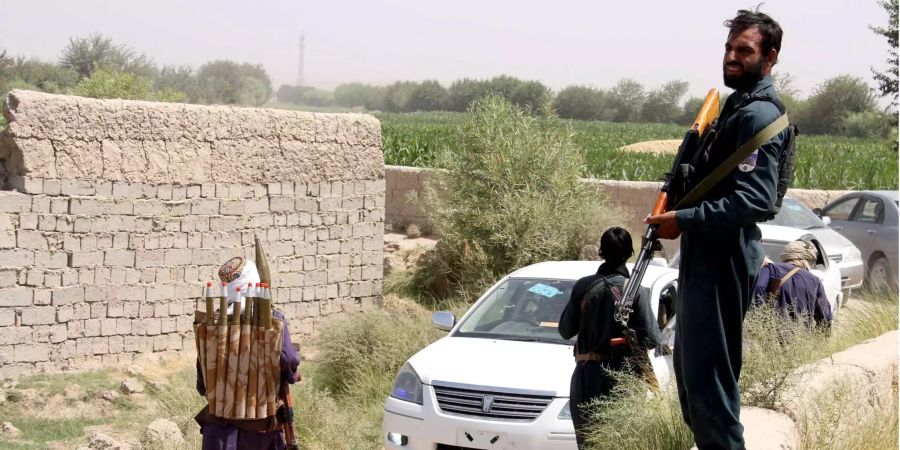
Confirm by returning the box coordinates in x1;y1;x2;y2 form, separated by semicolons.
0;90;385;376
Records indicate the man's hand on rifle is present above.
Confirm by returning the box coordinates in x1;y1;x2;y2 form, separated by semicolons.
645;211;681;240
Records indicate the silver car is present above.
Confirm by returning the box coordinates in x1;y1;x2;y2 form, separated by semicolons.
815;191;899;289
767;196;865;291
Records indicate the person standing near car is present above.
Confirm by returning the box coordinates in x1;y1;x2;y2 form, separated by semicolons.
754;241;833;329
558;227;661;448
644;8;789;450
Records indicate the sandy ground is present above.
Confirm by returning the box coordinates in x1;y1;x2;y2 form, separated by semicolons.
619;139;682;154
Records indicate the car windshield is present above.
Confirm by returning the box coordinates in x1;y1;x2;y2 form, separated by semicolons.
768;198;826;230
454;278;575;345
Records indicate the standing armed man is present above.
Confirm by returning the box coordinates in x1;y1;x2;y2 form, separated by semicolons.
646;9;789;449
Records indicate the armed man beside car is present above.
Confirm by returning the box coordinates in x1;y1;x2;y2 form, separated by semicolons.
754;240;833;330
558;227;662;449
645;8;795;450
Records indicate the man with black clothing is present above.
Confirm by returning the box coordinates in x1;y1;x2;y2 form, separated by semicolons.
558;227;662;448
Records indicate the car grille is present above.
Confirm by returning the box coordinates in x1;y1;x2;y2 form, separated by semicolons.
432;382;554;422
829;254;843;263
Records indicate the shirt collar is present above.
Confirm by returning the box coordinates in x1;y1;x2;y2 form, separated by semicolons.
597;261;630;278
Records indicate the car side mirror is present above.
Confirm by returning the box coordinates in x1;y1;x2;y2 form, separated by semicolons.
432;311;456;331
812;207;823;216
821;216;831;226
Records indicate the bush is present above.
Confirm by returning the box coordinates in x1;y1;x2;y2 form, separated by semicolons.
584;374;694;450
554;85;608;121
839;110;897;139
415;95;607;297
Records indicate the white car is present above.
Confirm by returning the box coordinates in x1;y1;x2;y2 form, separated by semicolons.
668;223;844;314
769;196;864;291
382;261;678;450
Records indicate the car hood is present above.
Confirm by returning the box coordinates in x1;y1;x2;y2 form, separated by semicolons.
805;227;856;256
409;336;575;397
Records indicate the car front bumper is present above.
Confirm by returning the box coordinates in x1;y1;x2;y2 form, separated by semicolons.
383;388;577;450
837;259;864;290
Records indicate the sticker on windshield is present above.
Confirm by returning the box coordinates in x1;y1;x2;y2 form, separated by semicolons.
787;204;803;211
528;283;562;298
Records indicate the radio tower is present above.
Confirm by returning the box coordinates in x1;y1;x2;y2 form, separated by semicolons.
297;30;305;86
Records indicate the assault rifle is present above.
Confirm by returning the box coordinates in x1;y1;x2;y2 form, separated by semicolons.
615;89;720;328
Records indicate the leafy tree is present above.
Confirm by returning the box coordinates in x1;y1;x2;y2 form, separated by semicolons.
408;80;448;111
870;0;898;108
796;75;876;135
334;82;380;108
608;78;646;122
773;71;800;98
60;33;156;79
195;60;272;106
554;85;608;120
276;85;334;107
509;79;552;115
154;65;196;101
10;59;78;94
73;67;152;99
382;81;420;112
447;78;490;112
678;96;705;125
640;80;689;124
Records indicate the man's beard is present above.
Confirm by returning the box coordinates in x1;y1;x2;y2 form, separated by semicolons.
723;58;766;91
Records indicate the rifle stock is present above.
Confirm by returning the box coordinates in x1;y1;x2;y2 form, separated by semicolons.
617;89;720;327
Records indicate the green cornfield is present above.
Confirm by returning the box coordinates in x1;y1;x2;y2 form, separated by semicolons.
378;112;898;190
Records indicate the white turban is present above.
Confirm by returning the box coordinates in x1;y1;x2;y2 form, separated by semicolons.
218;257;261;311
781;240;817;270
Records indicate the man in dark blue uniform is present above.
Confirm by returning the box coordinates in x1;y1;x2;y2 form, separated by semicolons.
645;9;788;450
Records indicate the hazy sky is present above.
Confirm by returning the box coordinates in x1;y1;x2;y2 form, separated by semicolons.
0;0;892;100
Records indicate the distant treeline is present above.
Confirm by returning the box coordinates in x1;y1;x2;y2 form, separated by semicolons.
279;75;896;139
0;33;895;140
0;33;273;110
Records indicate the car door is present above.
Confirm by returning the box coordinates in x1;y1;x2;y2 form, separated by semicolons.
822;195;862;244
845;196;885;261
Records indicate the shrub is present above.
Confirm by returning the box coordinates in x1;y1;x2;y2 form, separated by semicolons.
414;95;610;297
584;373;694;450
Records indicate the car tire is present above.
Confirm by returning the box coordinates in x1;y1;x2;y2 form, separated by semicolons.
866;256;895;291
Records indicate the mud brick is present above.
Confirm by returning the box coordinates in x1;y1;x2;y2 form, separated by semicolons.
135;249;166;268
17;230;47;250
104;249;135;267
22;306;55;325
0;191;32;213
0;287;32;306
164;248;192;265
52;286;84;305
43;179;61;196
70;250;103;267
0;249;34;267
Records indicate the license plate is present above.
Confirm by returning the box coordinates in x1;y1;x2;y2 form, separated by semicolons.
456;429;514;449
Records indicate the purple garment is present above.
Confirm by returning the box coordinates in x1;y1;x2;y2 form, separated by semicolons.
196;311;302;450
753;262;832;328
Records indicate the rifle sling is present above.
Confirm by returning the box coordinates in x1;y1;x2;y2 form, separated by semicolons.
766;266;802;296
675;113;789;209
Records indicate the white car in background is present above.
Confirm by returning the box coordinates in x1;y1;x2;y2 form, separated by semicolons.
668;223;844;314
382;261;678;450
768;196;864;291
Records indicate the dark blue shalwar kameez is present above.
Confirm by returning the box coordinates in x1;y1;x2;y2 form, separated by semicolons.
673;76;786;450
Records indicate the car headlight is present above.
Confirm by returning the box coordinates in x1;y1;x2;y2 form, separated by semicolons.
842;245;861;263
390;363;423;405
558;400;572;420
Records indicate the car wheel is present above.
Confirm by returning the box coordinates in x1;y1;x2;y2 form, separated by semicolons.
866;256;895;291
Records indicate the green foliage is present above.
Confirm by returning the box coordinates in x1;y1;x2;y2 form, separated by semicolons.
195;60;272;106
379;111;899;190
415;96;605;295
154;65;197;101
408;79;448;111
554;85;610;121
839;110;897;139
584;377;694;450
333;82;382;108
870;0;898;107
795;75;876;135
6;58;78;94
60;33;156;79
276;84;334;107
640;80;689;124
678;96;705;125
73;67;153;99
608;78;646;122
